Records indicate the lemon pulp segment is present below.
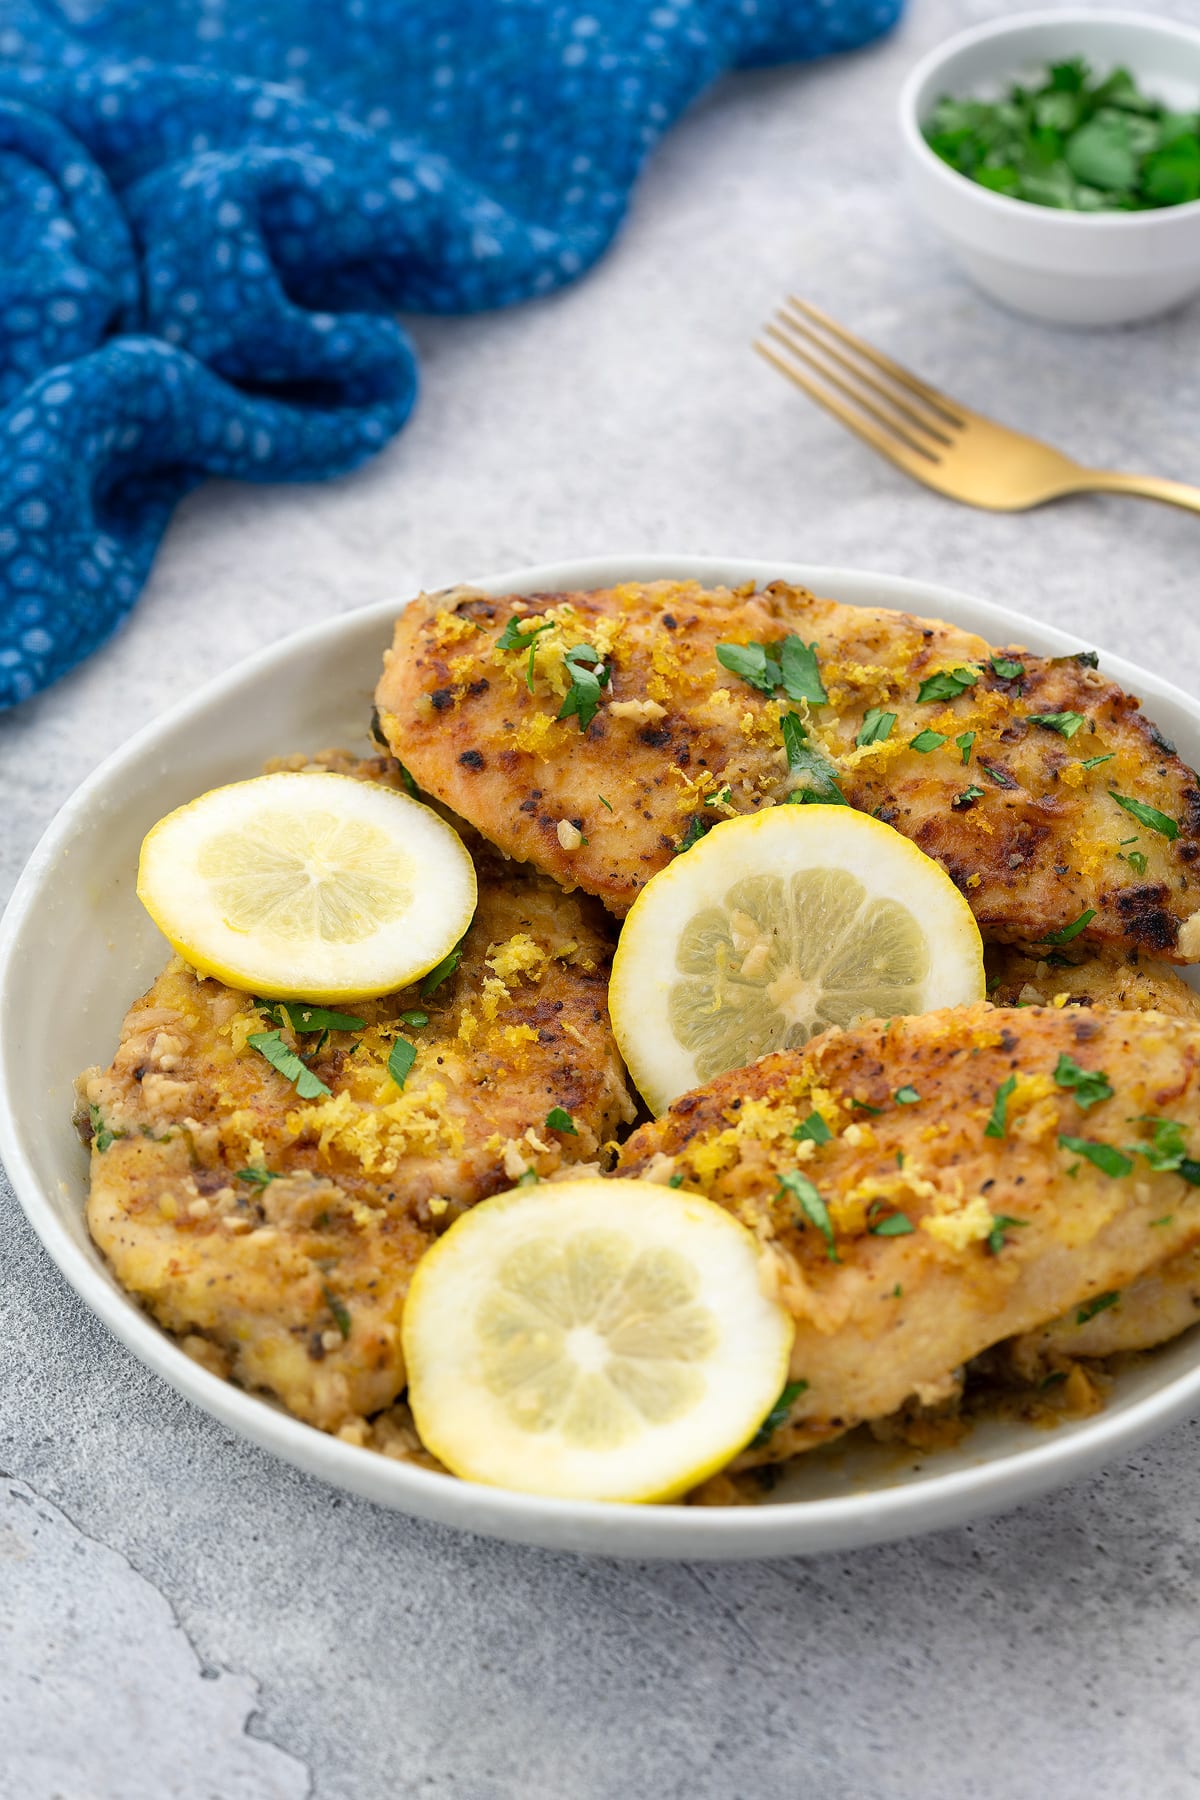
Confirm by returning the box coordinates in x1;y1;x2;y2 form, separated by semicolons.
403;1179;795;1502
609;806;985;1113
137;771;476;1002
197;809;413;943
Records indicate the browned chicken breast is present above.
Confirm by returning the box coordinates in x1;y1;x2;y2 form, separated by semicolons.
986;944;1200;1018
375;579;1200;958
617;1003;1200;1464
81;759;634;1437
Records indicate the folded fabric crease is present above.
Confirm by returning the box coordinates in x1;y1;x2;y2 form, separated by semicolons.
0;0;900;708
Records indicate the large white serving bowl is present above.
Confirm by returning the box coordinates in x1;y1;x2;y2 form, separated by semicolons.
899;10;1200;326
3;554;1200;1561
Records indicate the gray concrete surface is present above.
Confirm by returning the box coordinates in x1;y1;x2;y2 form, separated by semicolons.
4;2;1200;1794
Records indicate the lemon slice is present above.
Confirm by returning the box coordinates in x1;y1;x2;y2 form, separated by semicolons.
137;771;477;1001
610;806;984;1113
403;1178;794;1503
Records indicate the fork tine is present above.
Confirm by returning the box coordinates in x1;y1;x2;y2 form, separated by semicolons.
761;323;940;464
786;298;966;428
753;338;935;481
773;309;955;446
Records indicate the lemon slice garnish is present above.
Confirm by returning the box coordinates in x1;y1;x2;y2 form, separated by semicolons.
402;1178;795;1503
609;807;985;1113
137;771;476;1001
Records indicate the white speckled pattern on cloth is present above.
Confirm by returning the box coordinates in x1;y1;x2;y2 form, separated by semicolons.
3;3;1200;1795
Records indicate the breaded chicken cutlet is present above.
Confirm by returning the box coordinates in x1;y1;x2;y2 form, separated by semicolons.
81;755;634;1436
985;943;1200;1018
375;579;1200;958
618;1003;1200;1465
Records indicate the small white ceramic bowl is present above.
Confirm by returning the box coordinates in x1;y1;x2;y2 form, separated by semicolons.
4;554;1200;1559
899;9;1200;326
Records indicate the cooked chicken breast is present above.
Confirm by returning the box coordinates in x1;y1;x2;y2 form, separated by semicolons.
617;1003;1200;1464
1008;1243;1200;1376
374;580;1200;958
82;759;634;1436
986;944;1200;1018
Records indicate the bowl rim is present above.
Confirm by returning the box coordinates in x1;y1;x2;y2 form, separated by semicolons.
898;6;1200;232
5;551;1200;1559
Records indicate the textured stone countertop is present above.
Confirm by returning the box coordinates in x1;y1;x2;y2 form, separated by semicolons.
4;3;1200;1795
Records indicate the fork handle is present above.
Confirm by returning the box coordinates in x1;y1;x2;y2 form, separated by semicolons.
1081;470;1200;514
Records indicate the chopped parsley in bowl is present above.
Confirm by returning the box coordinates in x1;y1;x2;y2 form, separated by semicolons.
924;57;1200;213
899;10;1200;325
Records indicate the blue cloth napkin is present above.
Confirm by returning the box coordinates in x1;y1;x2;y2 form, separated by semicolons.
0;0;900;709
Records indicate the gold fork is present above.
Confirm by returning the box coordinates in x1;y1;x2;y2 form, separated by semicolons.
755;298;1200;516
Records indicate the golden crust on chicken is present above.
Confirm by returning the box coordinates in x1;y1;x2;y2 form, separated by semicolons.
985;944;1200;1018
374;579;1200;957
82;757;634;1435
618;1003;1200;1464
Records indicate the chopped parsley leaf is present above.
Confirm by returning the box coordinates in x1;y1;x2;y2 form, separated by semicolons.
857;707;896;748
1053;1052;1113;1110
1058;1135;1133;1178
869;1210;915;1236
952;784;985;810
750;1378;809;1448
979;761;1015;788
1124;850;1148;876
387;1037;417;1090
421;940;465;997
1039;908;1096;946
496;615;552;651
780;711;847;806
895;1085;920;1105
780;636;828;706
557;643;610;732
715;636;829;706
275;1002;365;1033
1111;793;1179;840
704;785;733;807
850;1098;882;1115
1150;1215;1175;1228
598;793;613;812
1039;1370;1068;1392
917;666;979;703
1127;1115;1188;1172
1027;710;1086;738
675;815;711;854
667;1173;685;1189
234;1166;279;1189
545;1106;577;1135
247;1031;331;1100
909;729;946;753
990;655;1025;680
517;1169;540;1186
986;1214;1028;1255
322;1287;351;1339
793;1109;832;1145
1076;1290;1120;1326
896;1150;905;1169
984;1074;1017;1140
1080;753;1114;770
399;1010;428;1028
956;730;975;766
716;640;781;695
397;763;419;796
778;1170;839;1261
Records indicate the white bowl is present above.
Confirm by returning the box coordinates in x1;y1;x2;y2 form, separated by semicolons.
899;9;1200;326
4;554;1200;1560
